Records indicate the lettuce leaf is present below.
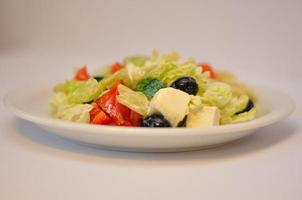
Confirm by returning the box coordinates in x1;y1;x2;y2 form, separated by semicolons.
220;108;256;124
50;92;68;114
116;84;150;116
124;55;149;67
202;81;256;124
202;82;233;108
50;92;92;123
54;80;84;94
53;104;92;123
126;63;146;87
54;79;99;104
98;68;132;93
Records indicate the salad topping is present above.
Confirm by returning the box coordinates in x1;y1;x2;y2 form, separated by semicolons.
50;50;256;128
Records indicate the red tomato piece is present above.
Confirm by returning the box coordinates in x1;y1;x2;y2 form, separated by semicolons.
130;110;143;126
89;103;112;124
199;63;216;79
96;81;132;126
111;62;122;73
74;66;90;80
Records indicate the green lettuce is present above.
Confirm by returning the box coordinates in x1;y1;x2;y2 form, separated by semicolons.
54;78;99;104
202;82;233;108
188;95;203;112
124;55;149;67
50;92;92;123
145;63;208;95
202;81;256;124
53;104;92;123
50;92;68;114
54;80;84;95
220;108;256;124
98;68;132;93
117;84;150;116
126;63;146;87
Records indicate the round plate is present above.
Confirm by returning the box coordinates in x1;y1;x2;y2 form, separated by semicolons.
4;84;295;152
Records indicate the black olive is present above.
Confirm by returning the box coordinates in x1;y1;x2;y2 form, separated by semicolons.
84;100;94;104
170;77;198;95
177;116;187;127
93;76;104;82
141;114;171;127
236;99;254;115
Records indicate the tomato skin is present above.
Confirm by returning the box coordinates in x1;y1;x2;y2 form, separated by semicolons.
89;103;112;124
96;81;132;126
198;63;216;79
111;63;122;73
74;66;90;80
130;110;142;126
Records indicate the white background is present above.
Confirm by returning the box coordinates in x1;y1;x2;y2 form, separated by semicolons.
0;0;301;199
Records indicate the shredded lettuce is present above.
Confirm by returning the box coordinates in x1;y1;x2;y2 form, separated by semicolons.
117;84;150;116
221;94;249;116
124;55;149;67
92;65;112;77
220;108;256;124
202;81;256;124
146;63;178;80
202;82;233;108
50;92;68;114
68;79;99;104
188;95;203;112
53;104;92;123
98;68;132;93
54;79;99;104
161;64;207;91
54;80;84;94
144;62;208;95
126;63;146;87
50;92;92;123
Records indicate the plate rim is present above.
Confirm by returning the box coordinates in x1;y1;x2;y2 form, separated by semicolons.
3;85;295;137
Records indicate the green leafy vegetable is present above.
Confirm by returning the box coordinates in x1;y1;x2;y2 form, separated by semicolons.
117;84;150;116
50;92;68;114
220;108;256;124
126;63;146;87
98;68;132;93
53;104;92;123
188;95;203;112
145;63;208;95
202;82;233;108
50;92;92;123
202;81;256;124
124;55;149;67
136;77;166;98
54;78;99;104
54;80;84;94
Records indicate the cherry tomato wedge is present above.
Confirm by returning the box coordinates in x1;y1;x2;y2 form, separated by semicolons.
198;63;216;79
111;62;122;73
95;81;132;126
130;110;143;126
74;66;90;80
89;103;112;124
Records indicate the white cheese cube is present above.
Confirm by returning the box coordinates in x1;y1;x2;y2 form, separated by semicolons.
186;106;220;128
149;88;191;127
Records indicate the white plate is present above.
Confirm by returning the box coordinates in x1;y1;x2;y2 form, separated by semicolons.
4;84;295;152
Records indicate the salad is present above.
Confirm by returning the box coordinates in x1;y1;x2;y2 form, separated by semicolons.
50;50;256;128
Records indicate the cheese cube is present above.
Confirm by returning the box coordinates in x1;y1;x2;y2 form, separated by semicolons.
149;88;191;127
186;106;220;128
